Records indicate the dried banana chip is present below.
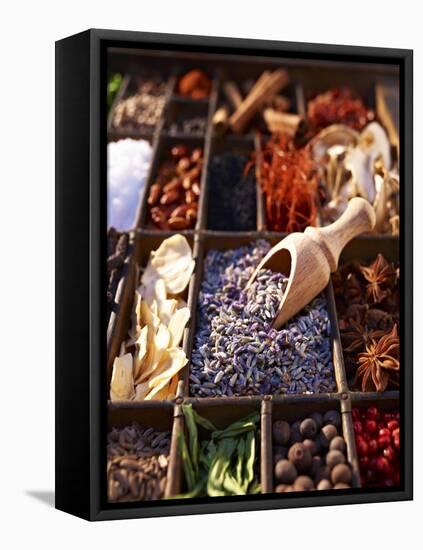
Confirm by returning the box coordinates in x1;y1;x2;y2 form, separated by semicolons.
167;376;179;399
110;353;134;401
168;307;190;347
139;300;160;329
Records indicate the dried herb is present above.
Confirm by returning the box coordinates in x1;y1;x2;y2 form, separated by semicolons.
333;255;399;391
356;325;400;392
255;135;319;232
175;404;260;498
307;88;375;132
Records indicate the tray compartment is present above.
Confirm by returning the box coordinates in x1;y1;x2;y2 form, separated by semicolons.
171;397;263;496
332;236;400;392
266;394;360;492
182;231;347;398
107;401;176;500
347;393;400;488
108;74;174;141
106;231;195;400
204;135;258;231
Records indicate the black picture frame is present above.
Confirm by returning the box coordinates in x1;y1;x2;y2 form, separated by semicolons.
55;28;413;521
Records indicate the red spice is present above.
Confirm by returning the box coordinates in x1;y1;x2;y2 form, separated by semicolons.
352;406;400;487
307;88;375;132
256;134;319;232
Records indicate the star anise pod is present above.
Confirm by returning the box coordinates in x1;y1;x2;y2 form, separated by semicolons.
360;254;397;304
356;324;400;392
341;319;385;354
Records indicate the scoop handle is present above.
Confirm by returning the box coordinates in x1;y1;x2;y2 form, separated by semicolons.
305;197;376;272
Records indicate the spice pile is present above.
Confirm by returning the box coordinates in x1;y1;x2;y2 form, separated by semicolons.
307;88;375;132
353;406;400;487
207;153;257;231
168;116;207;135
148;145;203;230
108;424;170;502
107;228;129;320
107;138;152;230
111;79;167;132
191;240;335;397
177;404;260;497
309;122;399;234
110;235;194;401
256;135;319;232
332;254;400;391
273;410;353;492
177;70;211;99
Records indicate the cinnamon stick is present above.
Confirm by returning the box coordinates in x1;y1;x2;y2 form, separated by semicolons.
223;81;243;110
229;69;290;133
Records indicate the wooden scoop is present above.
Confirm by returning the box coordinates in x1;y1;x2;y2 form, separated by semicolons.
247;197;376;329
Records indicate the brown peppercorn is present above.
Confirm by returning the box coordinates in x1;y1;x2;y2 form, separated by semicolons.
293;476;314;492
310;455;322;478
334;482;351;489
273;420;291;446
329;436;346;453
288;443;312;473
300;418;318;439
275;459;297;484
275;484;288;493
310;412;323;431
273;445;288;462
326;450;346;469
290;421;303;444
302;438;318;456
320;424;338;447
323;410;341;430
315;465;331;483
317;479;333;490
331;464;352;485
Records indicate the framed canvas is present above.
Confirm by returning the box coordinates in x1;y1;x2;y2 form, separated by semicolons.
55;29;412;521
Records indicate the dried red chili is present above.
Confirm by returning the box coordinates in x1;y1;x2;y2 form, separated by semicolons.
256;134;319;232
307;88;375;132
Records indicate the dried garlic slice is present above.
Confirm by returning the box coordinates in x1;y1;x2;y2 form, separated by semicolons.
142;235;194;294
168;307;190;347
138;324;171;383
110;353;134;401
134;382;150;401
147;348;188;390
133;325;149;382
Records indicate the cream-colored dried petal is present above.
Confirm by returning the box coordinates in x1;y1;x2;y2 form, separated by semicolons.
133;325;149;382
168;307;190;347
110;353;134;401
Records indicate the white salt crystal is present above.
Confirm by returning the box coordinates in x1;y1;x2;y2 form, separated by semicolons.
107;138;152;230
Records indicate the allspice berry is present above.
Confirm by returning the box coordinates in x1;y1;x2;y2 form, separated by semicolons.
273;445;287;465
315;465;331;483
275;459;297;484
310;455;322;478
331;463;352;485
329;436;346;453
326;450;346;469
273;420;291;446
300;418;318;439
275;484;288;493
317;479;333;490
320;424;338;447
302;438;318;456
310;412;323;431
293;475;314;492
290;421;303;444
288;443;312;473
323;410;341;430
334;482;351;489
